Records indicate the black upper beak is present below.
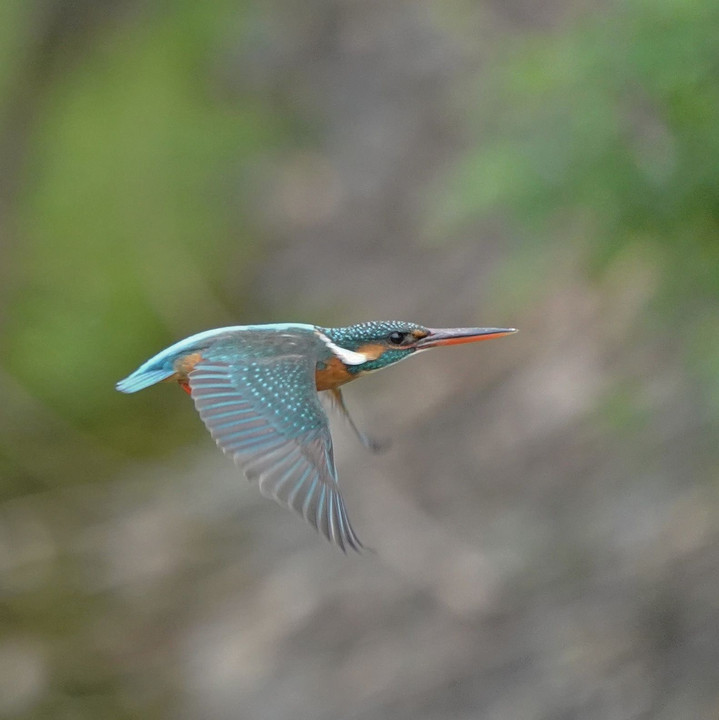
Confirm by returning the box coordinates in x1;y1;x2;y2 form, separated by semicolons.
415;327;517;350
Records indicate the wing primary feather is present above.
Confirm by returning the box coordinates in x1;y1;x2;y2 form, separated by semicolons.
195;393;248;403
300;476;320;520
217;421;271;438
223;433;279;454
327;490;347;553
315;485;329;541
285;466;314;511
209;416;260;431
336;492;362;552
331;492;348;553
203;407;255;422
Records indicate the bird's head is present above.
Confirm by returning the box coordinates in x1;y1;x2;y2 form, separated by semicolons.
320;321;517;374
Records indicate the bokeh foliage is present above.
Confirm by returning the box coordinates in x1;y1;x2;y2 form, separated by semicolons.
451;0;719;370
1;1;291;492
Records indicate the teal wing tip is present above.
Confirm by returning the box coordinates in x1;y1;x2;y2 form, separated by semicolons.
116;368;174;393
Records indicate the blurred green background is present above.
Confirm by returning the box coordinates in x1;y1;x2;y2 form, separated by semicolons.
1;1;718;718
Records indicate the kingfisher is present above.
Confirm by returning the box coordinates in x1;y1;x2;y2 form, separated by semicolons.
116;321;516;552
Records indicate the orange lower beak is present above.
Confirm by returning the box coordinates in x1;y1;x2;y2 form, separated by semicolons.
416;327;517;349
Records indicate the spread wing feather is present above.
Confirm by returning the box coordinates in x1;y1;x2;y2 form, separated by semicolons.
188;332;363;552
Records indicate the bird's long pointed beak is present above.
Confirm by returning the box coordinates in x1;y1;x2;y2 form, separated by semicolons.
415;327;518;349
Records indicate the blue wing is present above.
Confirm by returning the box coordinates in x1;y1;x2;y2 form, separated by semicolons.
188;330;363;552
116;323;317;393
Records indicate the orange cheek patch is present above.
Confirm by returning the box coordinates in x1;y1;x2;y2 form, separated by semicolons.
355;343;384;361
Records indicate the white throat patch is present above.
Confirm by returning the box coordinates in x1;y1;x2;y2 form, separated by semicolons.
315;331;368;365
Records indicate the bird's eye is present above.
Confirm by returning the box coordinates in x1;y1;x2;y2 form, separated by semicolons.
388;331;406;345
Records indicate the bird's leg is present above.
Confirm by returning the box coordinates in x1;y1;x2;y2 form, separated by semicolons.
329;388;389;454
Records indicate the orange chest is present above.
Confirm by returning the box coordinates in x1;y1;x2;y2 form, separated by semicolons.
314;343;384;391
315;356;356;391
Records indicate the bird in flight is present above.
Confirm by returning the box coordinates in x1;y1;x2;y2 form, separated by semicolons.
117;321;516;552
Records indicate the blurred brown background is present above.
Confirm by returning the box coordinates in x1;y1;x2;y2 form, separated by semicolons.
2;1;719;718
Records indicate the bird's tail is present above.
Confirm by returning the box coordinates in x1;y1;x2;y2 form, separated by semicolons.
116;327;241;394
116;326;249;394
116;365;175;393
